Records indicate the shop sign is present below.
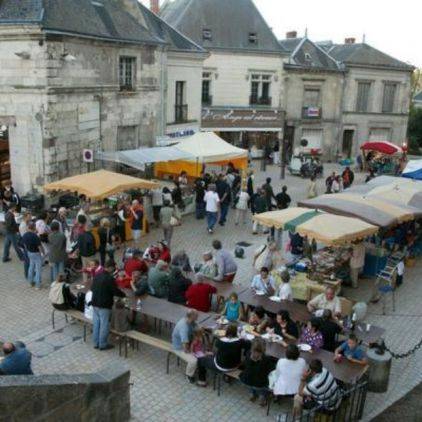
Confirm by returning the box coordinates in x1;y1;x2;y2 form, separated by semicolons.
201;108;283;129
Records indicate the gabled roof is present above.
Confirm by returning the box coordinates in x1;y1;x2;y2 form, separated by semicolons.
160;0;283;54
135;2;205;53
329;43;413;71
281;37;341;71
0;0;163;46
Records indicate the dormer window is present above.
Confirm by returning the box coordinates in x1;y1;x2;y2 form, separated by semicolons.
203;29;212;41
305;53;312;61
249;32;258;44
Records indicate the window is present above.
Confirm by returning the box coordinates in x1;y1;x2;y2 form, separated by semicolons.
119;56;136;91
303;88;320;107
356;82;371;112
202;72;212;105
248;32;258;44
175;81;187;123
202;28;212;41
250;74;272;105
382;83;397;113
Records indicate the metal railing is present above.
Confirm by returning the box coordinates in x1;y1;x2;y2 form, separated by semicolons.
280;378;368;422
250;96;272;106
174;104;188;123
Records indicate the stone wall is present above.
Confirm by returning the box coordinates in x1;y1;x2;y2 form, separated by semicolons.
0;366;131;422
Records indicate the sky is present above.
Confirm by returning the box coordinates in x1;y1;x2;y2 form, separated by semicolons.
140;0;421;68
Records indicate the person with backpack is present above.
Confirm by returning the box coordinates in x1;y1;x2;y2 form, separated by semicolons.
75;221;97;283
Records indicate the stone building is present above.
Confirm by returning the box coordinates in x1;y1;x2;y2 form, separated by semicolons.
160;0;285;152
0;0;205;194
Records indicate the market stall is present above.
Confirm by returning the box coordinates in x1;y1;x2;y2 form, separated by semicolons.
402;159;422;180
44;170;160;242
360;140;406;175
154;132;248;179
253;208;379;299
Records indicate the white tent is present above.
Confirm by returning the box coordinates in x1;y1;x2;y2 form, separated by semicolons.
174;132;247;163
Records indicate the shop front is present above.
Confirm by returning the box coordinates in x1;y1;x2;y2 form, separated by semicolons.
201;107;284;157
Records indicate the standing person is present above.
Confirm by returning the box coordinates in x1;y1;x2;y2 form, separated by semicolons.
247;171;254;202
235;188;250;225
275;186;291;210
98;218;116;267
252;189;268;235
204;184;220;234
262;178;276;210
325;172;336;194
194;179;206;220
76;222;97;284
160;200;181;248
212;239;238;282
91;260;125;350
172;181;184;212
2;204;21;263
48;221;67;283
36;211;51;259
216;175;231;226
171;310;199;383
1;182;21;212
19;212;32;237
130;199;143;244
19;211;32;279
307;176;318;199
331;176;342;193
349;242;366;288
151;187;163;227
22;221;44;289
54;207;70;233
342;166;355;189
273;141;280;166
396;258;405;287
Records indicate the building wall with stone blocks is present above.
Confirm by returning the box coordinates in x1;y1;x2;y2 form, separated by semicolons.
0;366;131;422
0;28;164;193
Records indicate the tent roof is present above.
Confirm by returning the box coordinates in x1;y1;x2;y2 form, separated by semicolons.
360;141;403;155
175;132;247;163
44;170;159;200
402;159;422;181
253;208;378;245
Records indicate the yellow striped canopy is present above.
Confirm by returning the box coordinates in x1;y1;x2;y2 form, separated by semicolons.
44;170;159;200
253;207;379;246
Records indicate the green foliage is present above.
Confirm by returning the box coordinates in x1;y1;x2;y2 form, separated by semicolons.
408;107;422;154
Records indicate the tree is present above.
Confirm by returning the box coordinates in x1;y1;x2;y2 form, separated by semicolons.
411;68;422;98
407;107;422;154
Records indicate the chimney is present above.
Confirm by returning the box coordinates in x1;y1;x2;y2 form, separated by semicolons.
345;37;356;44
286;31;297;39
150;0;159;14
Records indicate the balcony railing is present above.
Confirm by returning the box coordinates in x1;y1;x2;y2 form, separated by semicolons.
175;104;188;123
202;95;213;106
249;96;272;106
302;106;322;119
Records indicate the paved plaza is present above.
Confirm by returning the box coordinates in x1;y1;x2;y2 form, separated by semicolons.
1;162;422;421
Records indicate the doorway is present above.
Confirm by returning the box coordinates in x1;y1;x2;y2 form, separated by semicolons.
342;129;354;158
0;125;10;187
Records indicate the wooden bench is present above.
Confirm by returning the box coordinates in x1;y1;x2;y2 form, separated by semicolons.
124;330;175;373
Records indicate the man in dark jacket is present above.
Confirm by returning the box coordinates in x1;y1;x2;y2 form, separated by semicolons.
91;260;125;350
2;204;21;262
216;175;231;226
76;225;96;283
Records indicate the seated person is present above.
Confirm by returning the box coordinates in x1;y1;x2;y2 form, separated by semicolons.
157;241;171;263
197;323;248;387
48;273;76;310
171;250;192;274
222;292;244;322
185;274;217;312
168;266;192;305
111;299;131;333
82;259;104;281
272;344;307;396
319;310;342;352
307;287;342;318
300;318;324;352
293;359;342;418
277;270;293;301
270;310;299;342
248;306;270;334
251;267;276;296
0;341;33;375
124;250;148;277
334;334;368;366
148;260;170;298
240;338;276;406
197;252;218;279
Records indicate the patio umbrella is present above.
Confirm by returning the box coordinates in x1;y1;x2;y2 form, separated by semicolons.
360;141;403;155
253;208;378;246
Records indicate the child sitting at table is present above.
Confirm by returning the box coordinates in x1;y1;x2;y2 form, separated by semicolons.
222;292;244;322
82;259;104;281
190;327;208;358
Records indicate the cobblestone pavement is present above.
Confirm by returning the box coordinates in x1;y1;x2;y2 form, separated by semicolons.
1;162;421;421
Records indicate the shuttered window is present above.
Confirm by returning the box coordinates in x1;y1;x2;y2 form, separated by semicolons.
304;89;320;107
356;82;371;112
382;83;397;113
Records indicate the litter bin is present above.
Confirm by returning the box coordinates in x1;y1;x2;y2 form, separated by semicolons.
367;348;392;393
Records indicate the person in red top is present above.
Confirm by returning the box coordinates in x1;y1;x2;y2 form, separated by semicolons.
124;250;148;277
158;241;171;264
185;274;217;312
